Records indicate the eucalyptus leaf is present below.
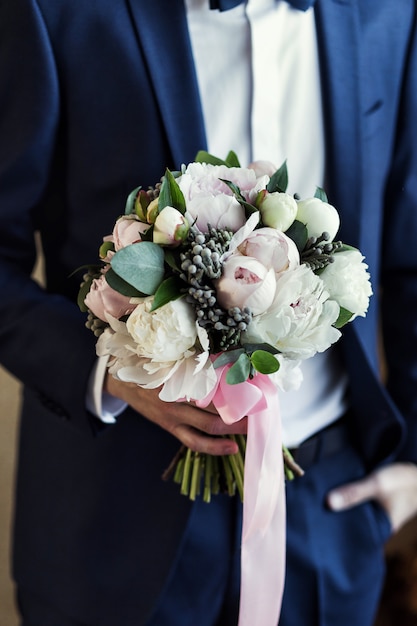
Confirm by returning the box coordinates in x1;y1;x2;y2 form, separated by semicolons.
151;277;183;311
105;267;146;298
158;168;186;214
250;350;280;375
226;353;251;385
285;220;308;253
267;161;288;193
213;348;245;369
110;242;165;295
334;306;353;329
314;186;328;202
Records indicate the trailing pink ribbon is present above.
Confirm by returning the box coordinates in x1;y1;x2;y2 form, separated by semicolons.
197;364;286;626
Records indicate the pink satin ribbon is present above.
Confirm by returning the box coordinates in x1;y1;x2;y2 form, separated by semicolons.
197;365;286;626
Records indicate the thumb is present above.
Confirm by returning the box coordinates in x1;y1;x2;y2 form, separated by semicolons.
327;474;378;511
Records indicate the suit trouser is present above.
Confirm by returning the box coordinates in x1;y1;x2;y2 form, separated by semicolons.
17;437;392;626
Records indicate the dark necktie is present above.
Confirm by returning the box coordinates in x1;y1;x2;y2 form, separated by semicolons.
210;0;315;11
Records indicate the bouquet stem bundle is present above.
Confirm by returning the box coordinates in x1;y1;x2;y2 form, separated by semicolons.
162;437;304;502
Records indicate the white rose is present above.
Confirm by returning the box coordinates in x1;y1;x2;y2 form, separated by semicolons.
243;265;341;359
296;197;340;241
320;249;373;319
258;191;298;232
126;296;197;362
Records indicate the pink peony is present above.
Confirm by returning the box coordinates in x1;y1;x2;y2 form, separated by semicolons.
215;254;276;316
238;227;300;275
177;162;268;233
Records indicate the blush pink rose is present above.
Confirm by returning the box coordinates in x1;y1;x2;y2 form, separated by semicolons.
104;216;149;252
84;274;137;322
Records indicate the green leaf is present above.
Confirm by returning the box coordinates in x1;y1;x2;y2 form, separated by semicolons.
285;219;308;253
242;342;279;355
164;249;181;272
267;160;288;193
220;179;259;216
314;186;328;202
195;150;228;166
158;168;186;214
110;242;165;295
250;350;280;375
334;306;354;329
125;186;142;215
104;267;146;297
99;241;115;258
225;150;241;167
150;277;183;311
213;348;245;369
226;353;251;385
77;275;95;312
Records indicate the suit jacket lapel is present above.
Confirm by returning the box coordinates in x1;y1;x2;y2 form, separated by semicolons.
126;0;207;166
315;0;362;247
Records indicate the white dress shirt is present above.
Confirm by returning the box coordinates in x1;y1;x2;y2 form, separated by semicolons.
89;0;349;446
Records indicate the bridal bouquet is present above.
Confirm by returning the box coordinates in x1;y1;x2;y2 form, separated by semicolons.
79;150;372;502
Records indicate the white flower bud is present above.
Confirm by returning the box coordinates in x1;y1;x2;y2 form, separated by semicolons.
258;191;298;232
296;198;340;241
153;206;189;247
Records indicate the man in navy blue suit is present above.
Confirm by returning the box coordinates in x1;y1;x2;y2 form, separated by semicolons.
1;0;417;625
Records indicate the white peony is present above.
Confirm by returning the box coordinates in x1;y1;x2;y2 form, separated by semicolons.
320;249;373;319
125;296;197;362
96;301;217;402
243;265;341;359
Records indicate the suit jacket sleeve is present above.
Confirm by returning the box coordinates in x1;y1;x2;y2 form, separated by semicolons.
0;0;99;433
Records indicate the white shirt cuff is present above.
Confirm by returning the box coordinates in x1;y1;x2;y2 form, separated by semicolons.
86;356;127;424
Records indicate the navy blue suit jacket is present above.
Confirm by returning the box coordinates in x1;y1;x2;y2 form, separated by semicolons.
1;0;417;623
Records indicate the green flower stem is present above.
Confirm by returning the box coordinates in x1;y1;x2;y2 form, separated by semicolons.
203;454;213;503
236;434;247;457
173;456;185;484
227;451;244;502
282;445;305;480
229;435;245;476
190;452;201;501
221;455;236;497
181;448;193;496
212;455;220;495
